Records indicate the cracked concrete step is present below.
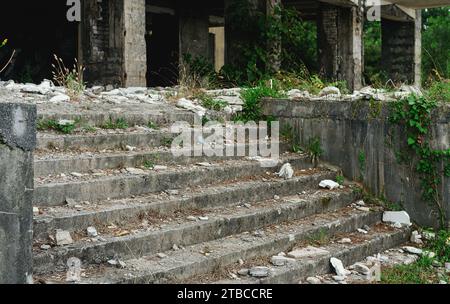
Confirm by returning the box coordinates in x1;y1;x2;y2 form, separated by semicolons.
213;226;410;284
38;109;196;129
34;207;388;284
36;125;269;152
33;189;359;275
33;170;341;239
37;129;178;151
34;142;291;176
34;154;313;207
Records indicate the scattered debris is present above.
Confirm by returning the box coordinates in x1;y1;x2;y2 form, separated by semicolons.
410;231;423;244
55;230;73;246
277;163;294;180
288;246;330;259
319;180;340;190
306;277;321;284
330;257;351;277
402;246;423;255
382;211;411;227
338;238;352;244
87;227;98;238
249;267;271;278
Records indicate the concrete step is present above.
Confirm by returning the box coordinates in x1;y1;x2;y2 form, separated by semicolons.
37;129;177;152
33;154;313;207
212;225;410;284
33;170;340;239
32;189;358;275
33;207;397;284
36;125;270;152
34;142;291;176
37;106;196;128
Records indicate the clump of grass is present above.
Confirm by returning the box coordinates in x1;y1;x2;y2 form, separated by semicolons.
425;80;450;103
336;175;345;185
382;256;438;284
306;137;323;167
52;54;85;100
143;160;156;169
147;121;159;130
195;92;228;111
37;119;77;134
102;117;129;130
233;82;286;122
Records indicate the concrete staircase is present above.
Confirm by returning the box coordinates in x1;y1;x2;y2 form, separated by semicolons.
32;112;411;284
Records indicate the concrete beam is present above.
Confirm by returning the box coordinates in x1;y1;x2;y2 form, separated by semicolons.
0;103;36;284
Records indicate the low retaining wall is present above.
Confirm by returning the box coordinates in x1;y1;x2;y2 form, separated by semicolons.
0;103;36;283
263;98;450;228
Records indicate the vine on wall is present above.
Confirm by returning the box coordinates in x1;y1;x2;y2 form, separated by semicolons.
390;94;450;228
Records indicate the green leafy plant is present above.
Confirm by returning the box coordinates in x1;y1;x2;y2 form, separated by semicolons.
336;175;345;185
37;119;77;134
147;121;159;130
195;92;228;111
233;82;286;122
306;137;323;167
102;117;129;130
143;160;156;170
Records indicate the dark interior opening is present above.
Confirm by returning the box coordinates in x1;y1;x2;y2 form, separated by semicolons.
146;13;180;87
0;2;78;83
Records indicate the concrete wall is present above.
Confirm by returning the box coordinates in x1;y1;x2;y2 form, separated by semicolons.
263;99;450;228
0;103;36;284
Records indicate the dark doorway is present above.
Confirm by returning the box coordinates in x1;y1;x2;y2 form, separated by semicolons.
0;2;78;83
146;13;180;87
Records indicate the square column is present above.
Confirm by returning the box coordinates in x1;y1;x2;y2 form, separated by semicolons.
318;3;363;91
381;10;422;86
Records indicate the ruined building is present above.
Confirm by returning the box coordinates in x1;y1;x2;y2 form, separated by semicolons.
1;0;448;90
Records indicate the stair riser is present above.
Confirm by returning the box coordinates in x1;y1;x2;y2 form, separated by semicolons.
33;191;357;274
37;132;176;152
38;113;196;129
119;212;383;284
34;171;337;239
34;157;311;207
34;143;291;176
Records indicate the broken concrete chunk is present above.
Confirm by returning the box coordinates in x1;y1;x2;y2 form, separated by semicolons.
356;207;370;212
278;163;294;180
55;230;73;246
87;227;98;238
50;94;70;103
153;165;168;171
410;231;423;244
126;167;146;175
157;253;167;259
402;246;423;255
270;256;296;266
338;238;352;244
330;257;351;277
249;267;271;278
238;269;249;276
366;263;381;282
319;86;341;97
287;246;330;259
319;180;340;190
33;207;40;216
306;277;321;284
354;263;370;275
70;172;83;178
382;211;411;226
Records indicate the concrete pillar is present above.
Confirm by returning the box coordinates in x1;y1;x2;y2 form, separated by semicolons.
381;10;422;86
81;0;126;86
82;0;147;87
123;0;147;87
317;3;363;91
0;103;36;284
178;5;210;63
